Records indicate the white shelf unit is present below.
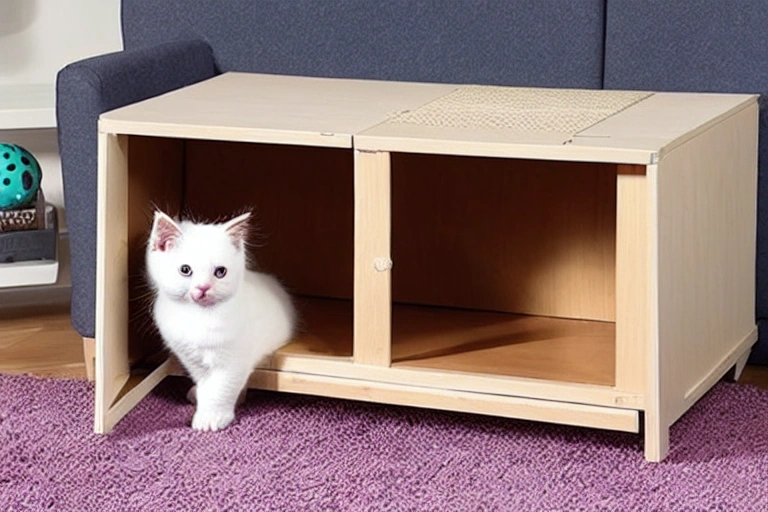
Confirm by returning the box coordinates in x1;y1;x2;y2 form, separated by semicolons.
0;83;60;289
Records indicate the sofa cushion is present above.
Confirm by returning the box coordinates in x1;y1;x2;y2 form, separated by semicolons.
121;0;606;89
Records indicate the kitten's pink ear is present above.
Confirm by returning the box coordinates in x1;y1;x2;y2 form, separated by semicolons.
223;211;251;248
150;211;181;252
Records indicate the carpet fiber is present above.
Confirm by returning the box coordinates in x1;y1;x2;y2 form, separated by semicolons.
1;373;767;511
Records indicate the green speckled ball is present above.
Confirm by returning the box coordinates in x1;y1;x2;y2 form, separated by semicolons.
0;143;42;210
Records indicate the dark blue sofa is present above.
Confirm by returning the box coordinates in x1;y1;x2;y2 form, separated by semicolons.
56;0;768;364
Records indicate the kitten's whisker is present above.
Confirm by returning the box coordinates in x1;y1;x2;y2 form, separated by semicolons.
129;290;156;303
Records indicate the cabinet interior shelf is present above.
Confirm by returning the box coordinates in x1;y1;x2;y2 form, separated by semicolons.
279;297;615;387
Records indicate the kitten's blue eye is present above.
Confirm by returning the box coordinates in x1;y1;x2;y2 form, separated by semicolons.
179;264;192;276
214;266;227;279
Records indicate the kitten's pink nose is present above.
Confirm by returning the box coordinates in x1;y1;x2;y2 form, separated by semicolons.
191;284;212;302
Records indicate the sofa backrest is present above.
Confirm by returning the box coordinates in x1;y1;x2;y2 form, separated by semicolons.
604;1;768;96
120;0;606;90
603;0;768;332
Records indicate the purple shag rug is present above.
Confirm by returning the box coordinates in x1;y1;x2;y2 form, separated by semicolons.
1;373;767;511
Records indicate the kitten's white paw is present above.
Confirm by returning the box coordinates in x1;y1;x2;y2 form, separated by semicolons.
191;409;235;431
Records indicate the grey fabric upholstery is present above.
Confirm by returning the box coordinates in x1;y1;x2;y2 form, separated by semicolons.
603;0;768;363
121;0;606;89
56;40;216;337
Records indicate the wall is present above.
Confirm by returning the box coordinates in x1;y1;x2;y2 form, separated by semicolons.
0;0;123;232
0;0;122;84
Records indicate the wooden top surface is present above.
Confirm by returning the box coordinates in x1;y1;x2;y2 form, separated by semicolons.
99;72;456;148
357;88;757;163
100;72;757;164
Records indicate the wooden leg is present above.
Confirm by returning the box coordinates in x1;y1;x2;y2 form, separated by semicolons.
83;337;96;381
643;411;670;462
728;346;752;382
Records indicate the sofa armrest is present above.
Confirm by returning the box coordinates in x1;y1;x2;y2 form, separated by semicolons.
56;39;216;338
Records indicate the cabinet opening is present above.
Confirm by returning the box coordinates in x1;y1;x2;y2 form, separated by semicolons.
390;153;618;385
127;137;355;368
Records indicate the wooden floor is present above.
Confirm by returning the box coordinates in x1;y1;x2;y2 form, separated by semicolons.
0;305;88;379
1;305;768;390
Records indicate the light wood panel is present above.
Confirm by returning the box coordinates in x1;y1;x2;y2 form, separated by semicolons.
655;103;759;426
353;150;392;366
356;92;757;165
95;132;131;433
575;92;759;160
249;369;640;433
95;134;186;433
641;163;665;462
391;154;617;321
356;123;658;165
275;348;638;410
99;72;457;148
183;140;354;300
640;102;759;462
614;173;650;395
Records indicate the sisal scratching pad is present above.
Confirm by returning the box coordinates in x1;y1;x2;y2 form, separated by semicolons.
388;86;652;134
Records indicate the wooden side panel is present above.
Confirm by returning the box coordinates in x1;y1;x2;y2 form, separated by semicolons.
95;134;185;433
353;151;392;366
649;103;759;460
183;141;354;300
615;174;650;395
391;154;617;321
95;133;130;433
639;163;666;462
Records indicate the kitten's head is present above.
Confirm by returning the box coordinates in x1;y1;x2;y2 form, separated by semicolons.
146;210;251;308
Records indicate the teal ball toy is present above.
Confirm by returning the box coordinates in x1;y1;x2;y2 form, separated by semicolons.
0;143;42;210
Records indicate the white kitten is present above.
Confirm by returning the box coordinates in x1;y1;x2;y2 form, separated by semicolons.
146;210;296;431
